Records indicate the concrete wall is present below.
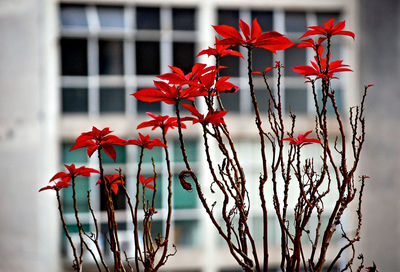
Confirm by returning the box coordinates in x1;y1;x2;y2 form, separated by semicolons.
360;0;400;271
0;0;60;271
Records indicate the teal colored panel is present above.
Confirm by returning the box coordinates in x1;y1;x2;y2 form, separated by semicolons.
174;220;200;246
173;140;197;163
101;145;126;164
173;175;197;209
318;88;343;115
252;216;277;245
62;176;90;214
138;147;163;164
66;223;90;234
62;142;88;164
138;220;164;239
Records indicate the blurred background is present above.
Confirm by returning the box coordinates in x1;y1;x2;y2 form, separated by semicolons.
0;0;398;271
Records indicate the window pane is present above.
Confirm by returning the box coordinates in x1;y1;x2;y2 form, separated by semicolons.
138;220;164;238
99;40;124;75
252;216;277;245
101;145;126;164
98;6;124;28
62;176;90;213
318;88;343;114
173;140;197;163
173;174;197;209
218;9;239;28
174;220;200;246
220;46;240;77
62;88;88;113
284;46;306;76
62;142;88;164
100;87;125;113
60;5;87;28
285;87;307;114
173;42;195;74
254;87;272;113
137;100;161;114
61;38;88;75
66;223;90;234
136;7;160;29
172;8;195;30
253;48;273;73
317;12;340;26
220;92;240;112
285;12;306;32
251;10;273;31
138;146;163;164
136;41;160;75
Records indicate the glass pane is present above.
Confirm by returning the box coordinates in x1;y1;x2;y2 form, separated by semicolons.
137;100;161;114
172;8;195;30
101;145;126;164
100;87;125;113
220;46;240;77
285;12;306;33
61;38;88;75
251;10;273;31
285;87;307;114
136;7;160;29
138;146;163;164
254;87;272;113
62;142;88;164
220;92;240;112
317;88;343;115
173;140;197;163
317;12;340;26
98;6;124;28
62;176;90;213
62;88;88;113
99;40;124;75
285;46;307;77
138;220;164;239
138;174;162;210
218;9;239;28
253;48;273;73
136;41;160;75
173;175;197;209
60;5;87;28
173;42;195;74
174;220;200;246
66;223;90;234
100;179;126;211
252;216;277;245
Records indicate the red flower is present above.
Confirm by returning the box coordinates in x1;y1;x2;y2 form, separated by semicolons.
49;164;100;183
132;80;207;105
300;18;355;39
126;133;167;149
182;104;227;126
157;63;215;86
39;180;71;192
96;174;125;195
213;18;295;52
197;69;238;94
137;112;186;134
296;37;326;54
292;50;352;80
70;127;126;161
139;175;155;190
197;37;244;59
283;131;322;146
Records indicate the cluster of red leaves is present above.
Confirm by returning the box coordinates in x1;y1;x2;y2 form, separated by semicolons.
283;131;322;147
293;19;354;80
39;164;99;192
214;18;295;52
126;133;167;149
70;127;126;161
182;104;227;126
96;174;125;195
198;37;244;59
139;175;155;190
137;112;186;134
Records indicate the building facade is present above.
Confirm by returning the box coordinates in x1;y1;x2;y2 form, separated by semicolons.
1;0;399;271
